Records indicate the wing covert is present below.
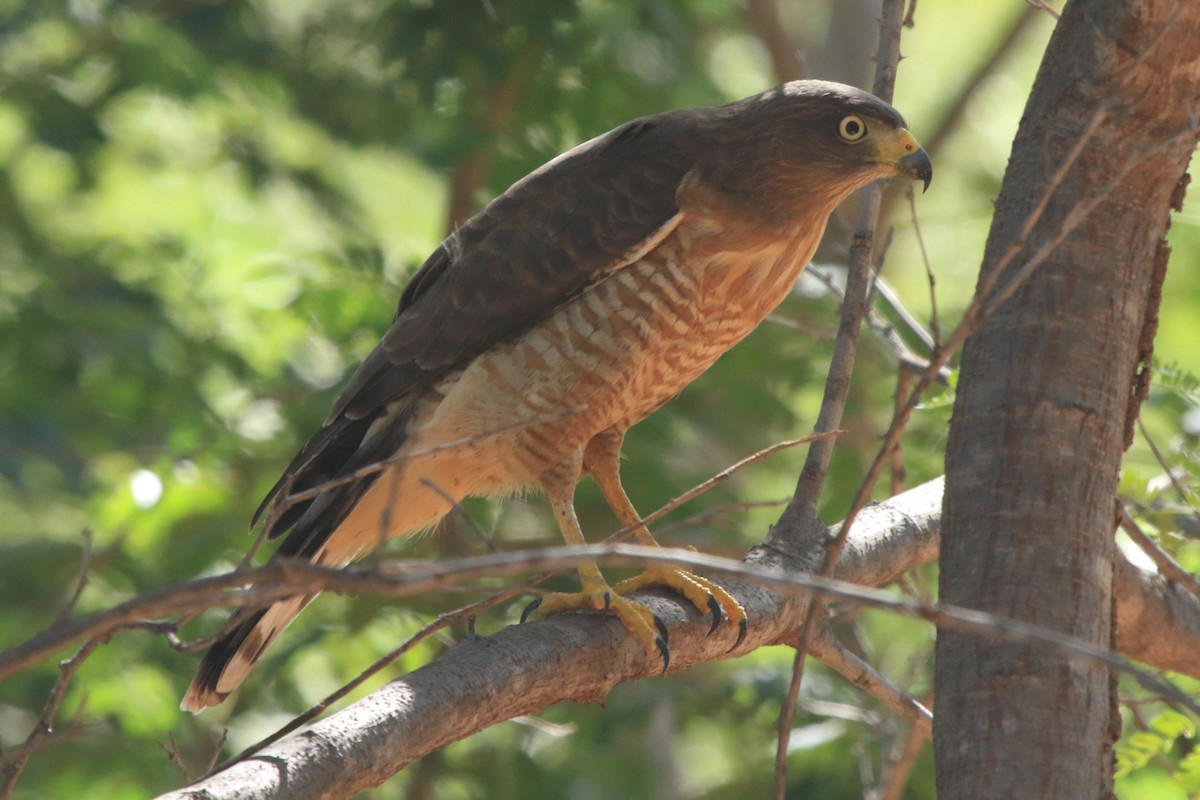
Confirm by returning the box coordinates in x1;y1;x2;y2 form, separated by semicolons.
335;114;695;420
256;111;697;538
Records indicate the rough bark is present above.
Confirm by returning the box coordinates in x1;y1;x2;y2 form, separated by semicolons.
935;0;1200;797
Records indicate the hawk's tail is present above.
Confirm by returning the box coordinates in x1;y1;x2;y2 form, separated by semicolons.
181;594;314;712
182;403;423;712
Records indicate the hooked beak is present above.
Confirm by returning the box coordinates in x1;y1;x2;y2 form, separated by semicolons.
899;146;933;193
877;128;933;193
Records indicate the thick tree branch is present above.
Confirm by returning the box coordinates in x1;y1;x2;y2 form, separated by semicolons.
153;478;1200;799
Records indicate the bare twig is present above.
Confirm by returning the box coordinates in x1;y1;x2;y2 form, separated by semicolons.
808;627;932;739
890;369;912;495
907;190;940;348
2;531;102;798
1118;500;1200;603
651;498;791;539
420;477;499;552
157;732;192;783
980;138;1199;315
746;0;806;82
876;689;933;800
776;2;908;795
1;640;99;800
921;7;1040;159
792;208;883;505
609;432;839;544
1026;0;1061;19
55;531;94;628
1138;417;1200;525
803;266;948;381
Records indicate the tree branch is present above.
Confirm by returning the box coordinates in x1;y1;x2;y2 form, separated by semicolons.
153;477;1200;799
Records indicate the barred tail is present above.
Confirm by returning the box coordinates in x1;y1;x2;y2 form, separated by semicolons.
180;595;313;712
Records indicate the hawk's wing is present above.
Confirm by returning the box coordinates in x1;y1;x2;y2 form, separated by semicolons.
254;111;698;547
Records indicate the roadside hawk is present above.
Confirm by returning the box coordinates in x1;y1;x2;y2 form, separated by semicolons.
182;80;931;711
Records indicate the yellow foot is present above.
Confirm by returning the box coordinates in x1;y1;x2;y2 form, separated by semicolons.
614;567;748;652
521;587;670;671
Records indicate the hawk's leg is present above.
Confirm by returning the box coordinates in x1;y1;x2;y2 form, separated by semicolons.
527;448;670;669
583;429;748;650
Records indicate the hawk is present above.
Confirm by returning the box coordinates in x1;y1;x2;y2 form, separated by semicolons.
182;80;931;711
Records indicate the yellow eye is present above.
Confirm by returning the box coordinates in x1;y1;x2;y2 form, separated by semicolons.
838;115;867;142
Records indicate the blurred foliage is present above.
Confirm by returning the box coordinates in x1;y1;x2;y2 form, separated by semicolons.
0;0;1196;798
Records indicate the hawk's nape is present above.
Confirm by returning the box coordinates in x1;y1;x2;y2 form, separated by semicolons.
182;80;931;712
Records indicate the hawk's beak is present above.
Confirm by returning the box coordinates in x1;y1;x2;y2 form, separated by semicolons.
899;146;933;193
878;129;933;193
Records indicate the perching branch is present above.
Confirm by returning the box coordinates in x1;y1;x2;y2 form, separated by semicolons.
149;477;1200;799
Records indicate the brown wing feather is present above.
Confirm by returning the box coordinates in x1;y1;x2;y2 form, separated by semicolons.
251;112;697;547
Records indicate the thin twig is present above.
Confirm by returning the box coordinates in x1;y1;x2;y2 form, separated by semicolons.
157;732;193;783
808;627;932;738
420;478;499;552
204;729;228;778
1026;0;1060;19
55;530;94;628
650;498;791;539
1137;417;1200;525
1;640;99;800
792;209;882;506
803;267;949;382
159;546;1200;726
608;433;838;545
877;689;933;800
746;0;806;82
776;2;908;795
908;190;940;348
890;370;912;496
1118;500;1200;603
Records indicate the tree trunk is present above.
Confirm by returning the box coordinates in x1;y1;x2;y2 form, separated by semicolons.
935;0;1200;797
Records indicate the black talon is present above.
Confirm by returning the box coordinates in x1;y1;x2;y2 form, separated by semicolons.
652;613;670;644
706;595;723;635
520;597;542;624
602;591;612;611
655;637;670;673
726;618;749;653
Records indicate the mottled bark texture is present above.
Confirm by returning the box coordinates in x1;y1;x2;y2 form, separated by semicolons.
935;0;1200;798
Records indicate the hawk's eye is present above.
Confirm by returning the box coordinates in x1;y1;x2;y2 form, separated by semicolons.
838;115;867;142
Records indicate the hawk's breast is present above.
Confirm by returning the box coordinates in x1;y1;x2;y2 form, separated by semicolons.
412;206;825;487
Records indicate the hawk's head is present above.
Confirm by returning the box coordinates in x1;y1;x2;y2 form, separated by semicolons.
690;80;932;222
